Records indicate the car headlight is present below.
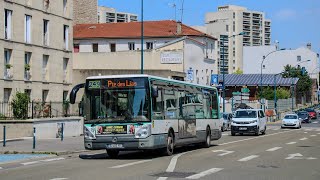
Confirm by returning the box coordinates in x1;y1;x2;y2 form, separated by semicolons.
250;120;258;123
135;124;151;139
294;121;298;124
84;126;96;140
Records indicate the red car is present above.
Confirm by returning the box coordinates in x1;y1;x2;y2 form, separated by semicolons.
305;108;317;119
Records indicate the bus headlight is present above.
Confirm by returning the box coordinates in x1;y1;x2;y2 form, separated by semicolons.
135;124;151;139
84;126;96;140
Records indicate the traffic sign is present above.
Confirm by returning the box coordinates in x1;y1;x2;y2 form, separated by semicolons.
187;69;194;81
211;74;218;86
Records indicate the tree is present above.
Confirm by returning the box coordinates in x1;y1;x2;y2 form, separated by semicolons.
282;64;312;95
234;68;243;74
258;87;290;100
11;92;30;119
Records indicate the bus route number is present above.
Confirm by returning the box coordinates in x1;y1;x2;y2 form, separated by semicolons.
88;80;101;89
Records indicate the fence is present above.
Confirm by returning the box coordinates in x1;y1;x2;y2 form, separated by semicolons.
0;101;81;120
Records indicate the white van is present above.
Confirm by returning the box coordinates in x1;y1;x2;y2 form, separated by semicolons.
231;109;267;136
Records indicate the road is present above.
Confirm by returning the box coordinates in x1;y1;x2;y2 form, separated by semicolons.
1;118;320;180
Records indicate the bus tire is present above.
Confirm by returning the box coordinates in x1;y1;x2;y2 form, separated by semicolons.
164;131;174;156
203;127;211;148
107;150;119;159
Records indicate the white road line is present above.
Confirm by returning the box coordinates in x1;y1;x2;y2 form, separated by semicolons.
299;137;308;141
166;152;188;172
219;129;297;146
21;161;40;166
212;150;234;156
310;135;317;137
186;168;223;179
41;157;65;162
266;147;282;152
238;155;259;162
312;122;318;124
49;178;68;180
109;160;152;169
304;132;308;133
222;133;229;136
156;177;168;180
286;142;297;145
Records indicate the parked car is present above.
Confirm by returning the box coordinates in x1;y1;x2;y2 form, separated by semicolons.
231;109;267;136
297;111;311;123
221;113;232;131
281;113;301;129
304;108;317;119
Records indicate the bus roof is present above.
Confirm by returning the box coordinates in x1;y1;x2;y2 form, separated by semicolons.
86;74;217;90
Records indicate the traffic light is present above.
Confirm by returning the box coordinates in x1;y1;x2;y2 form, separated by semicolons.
301;67;306;75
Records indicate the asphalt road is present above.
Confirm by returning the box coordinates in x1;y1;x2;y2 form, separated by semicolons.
1;118;320;180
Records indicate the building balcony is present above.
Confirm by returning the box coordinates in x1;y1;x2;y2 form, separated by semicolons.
24;71;31;81
4;68;13;80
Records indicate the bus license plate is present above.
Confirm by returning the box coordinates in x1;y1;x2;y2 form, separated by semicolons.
239;127;247;130
107;144;123;149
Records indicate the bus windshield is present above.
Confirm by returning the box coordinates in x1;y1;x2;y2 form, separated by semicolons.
86;78;150;123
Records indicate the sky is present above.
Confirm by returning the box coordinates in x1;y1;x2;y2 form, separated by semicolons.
98;0;320;54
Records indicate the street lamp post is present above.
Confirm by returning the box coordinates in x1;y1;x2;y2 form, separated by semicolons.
222;32;244;113
140;0;144;74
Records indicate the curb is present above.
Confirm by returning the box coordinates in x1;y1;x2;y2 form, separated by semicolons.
0;137;32;143
0;150;90;156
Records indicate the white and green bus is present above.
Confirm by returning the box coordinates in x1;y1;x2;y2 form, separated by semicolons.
70;75;221;158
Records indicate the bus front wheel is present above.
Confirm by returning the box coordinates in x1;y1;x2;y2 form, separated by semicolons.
164;132;174;156
107;150;119;159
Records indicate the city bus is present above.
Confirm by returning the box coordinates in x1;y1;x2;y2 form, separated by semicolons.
70;75;221;158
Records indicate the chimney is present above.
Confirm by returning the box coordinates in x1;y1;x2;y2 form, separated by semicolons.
307;43;312;50
176;21;182;34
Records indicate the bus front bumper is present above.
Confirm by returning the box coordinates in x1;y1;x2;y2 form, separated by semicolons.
84;134;167;150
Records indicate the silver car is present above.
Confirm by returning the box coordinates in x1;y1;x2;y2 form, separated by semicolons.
222;113;232;131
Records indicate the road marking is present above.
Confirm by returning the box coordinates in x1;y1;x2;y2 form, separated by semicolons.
21;161;40;166
41;157;65;162
238;155;259;162
304;132;308;133
219;129;297;146
166;152;188;172
310;135;317;137
186;168;223;179
222;133;229;136
286;142;297;145
299;137;308;141
212;150;234;156
312;122;318;124
156;177;168;180
306;157;318;160
109;160;152;169
50;178;68;180
286;153;303;159
266;147;282;152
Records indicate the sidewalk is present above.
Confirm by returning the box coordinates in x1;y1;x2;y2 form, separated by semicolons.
0;136;88;155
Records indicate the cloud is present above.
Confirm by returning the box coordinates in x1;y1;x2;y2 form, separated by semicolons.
275;9;297;20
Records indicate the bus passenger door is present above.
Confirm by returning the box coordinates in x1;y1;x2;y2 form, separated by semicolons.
178;91;196;139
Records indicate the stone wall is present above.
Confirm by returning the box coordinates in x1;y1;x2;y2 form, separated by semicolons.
73;0;98;25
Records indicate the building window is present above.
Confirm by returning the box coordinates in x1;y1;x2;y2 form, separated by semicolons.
92;43;98;52
4;88;12;103
226;25;229;32
146;42;153;49
233;21;235;32
25;15;32;43
42;90;49;102
128;42;135;50
63;0;68;16
63;25;69;50
4;9;12;40
63;91;69;101
43;19;49;46
73;44;79;53
63;58;69;83
24;52;32;81
233;12;235;19
110;43;116;52
42;55;49;82
297;55;301;62
4;49;12;79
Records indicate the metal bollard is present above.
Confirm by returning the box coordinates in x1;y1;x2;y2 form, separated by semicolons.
61;123;64;141
33;127;36;149
3;126;6;147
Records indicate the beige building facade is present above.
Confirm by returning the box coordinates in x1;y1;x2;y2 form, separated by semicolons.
98;6;138;23
0;0;73;102
73;0;97;25
195;5;271;74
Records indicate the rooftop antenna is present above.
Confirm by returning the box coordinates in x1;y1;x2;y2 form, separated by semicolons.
168;3;177;21
180;0;185;23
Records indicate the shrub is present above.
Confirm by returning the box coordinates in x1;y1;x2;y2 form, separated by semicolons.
11;92;30;119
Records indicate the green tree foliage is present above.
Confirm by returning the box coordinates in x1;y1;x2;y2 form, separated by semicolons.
259;87;290;100
11;92;30;119
234;68;243;74
282;64;312;94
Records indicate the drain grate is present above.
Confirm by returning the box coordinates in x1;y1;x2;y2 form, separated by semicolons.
152;172;195;178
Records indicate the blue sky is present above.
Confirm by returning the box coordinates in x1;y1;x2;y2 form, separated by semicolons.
98;0;320;54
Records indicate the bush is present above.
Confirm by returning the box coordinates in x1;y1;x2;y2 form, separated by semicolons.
11;92;30;119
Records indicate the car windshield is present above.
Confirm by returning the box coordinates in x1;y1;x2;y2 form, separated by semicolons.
305;108;315;112
297;112;308;116
223;114;229;119
284;115;298;119
234;110;257;118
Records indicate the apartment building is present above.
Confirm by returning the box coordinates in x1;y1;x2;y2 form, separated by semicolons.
0;0;73;102
73;0;97;24
73;20;217;90
98;6;138;23
200;5;271;74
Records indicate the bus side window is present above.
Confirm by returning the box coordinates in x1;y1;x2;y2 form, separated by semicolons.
152;88;164;120
211;91;218;118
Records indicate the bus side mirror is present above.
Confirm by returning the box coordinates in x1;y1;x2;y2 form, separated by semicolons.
70;83;85;104
151;86;158;98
